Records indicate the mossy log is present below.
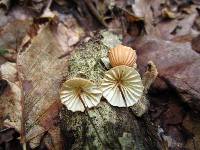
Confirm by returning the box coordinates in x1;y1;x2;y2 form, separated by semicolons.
60;31;161;150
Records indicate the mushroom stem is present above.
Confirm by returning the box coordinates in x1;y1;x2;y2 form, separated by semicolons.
78;95;105;147
118;85;128;108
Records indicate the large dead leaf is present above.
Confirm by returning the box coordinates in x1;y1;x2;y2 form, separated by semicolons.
0;20;75;149
17;23;68;149
133;36;200;113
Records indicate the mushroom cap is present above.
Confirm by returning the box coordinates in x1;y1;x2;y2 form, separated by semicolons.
102;65;144;107
60;78;102;112
108;45;137;67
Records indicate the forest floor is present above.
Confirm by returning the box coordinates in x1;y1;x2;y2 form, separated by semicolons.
0;0;200;149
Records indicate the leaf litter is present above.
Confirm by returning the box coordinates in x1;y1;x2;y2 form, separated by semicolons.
0;0;200;149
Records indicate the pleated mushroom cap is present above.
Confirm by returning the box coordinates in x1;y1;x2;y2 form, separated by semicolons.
108;45;137;67
60;78;102;112
102;65;144;107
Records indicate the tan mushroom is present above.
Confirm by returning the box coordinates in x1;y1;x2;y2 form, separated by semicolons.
102;65;144;107
108;45;137;68
60;77;104;145
60;78;102;112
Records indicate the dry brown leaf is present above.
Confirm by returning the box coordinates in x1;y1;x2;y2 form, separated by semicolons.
191;34;200;53
183;114;200;149
55;15;84;51
0;80;22;132
15;23;69;149
0;21;76;149
54;0;67;6
131;0;154;34
0;20;31;50
156;20;178;40
134;36;200;113
41;8;55;19
0;60;21;131
0;0;10;11
175;13;197;36
0;62;17;82
161;8;176;19
0;11;84;148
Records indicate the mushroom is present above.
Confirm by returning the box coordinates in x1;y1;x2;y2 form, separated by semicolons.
101;65;144;107
60;78;104;145
108;45;137;68
60;78;102;112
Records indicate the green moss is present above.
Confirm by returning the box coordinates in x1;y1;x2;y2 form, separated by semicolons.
100;30;122;48
118;132;135;150
67;31;121;86
67;40;108;86
0;48;8;56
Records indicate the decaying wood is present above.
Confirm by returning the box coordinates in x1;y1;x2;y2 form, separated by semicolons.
60;31;161;150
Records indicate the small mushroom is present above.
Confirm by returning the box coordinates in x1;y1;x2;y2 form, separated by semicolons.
102;65;144;107
60;78;102;112
108;45;137;68
60;77;104;146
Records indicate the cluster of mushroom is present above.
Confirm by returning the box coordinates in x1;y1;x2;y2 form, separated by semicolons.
60;45;144;112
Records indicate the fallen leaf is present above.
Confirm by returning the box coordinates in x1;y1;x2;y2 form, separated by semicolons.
161;8;176;19
55;14;84;51
192;0;200;5
54;0;67;6
0;20;31;50
0;0;10;11
172;13;197;36
191;34;200;53
131;0;154;34
131;0;146;18
16;23;69;149
0;81;22;132
183;114;200;150
0;61;21;131
0;128;20;144
0;79;7;95
41;9;56;19
163;103;184;125
156;20;178;40
0;62;17;82
0;21;73;149
164;126;184;149
133;36;200;113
